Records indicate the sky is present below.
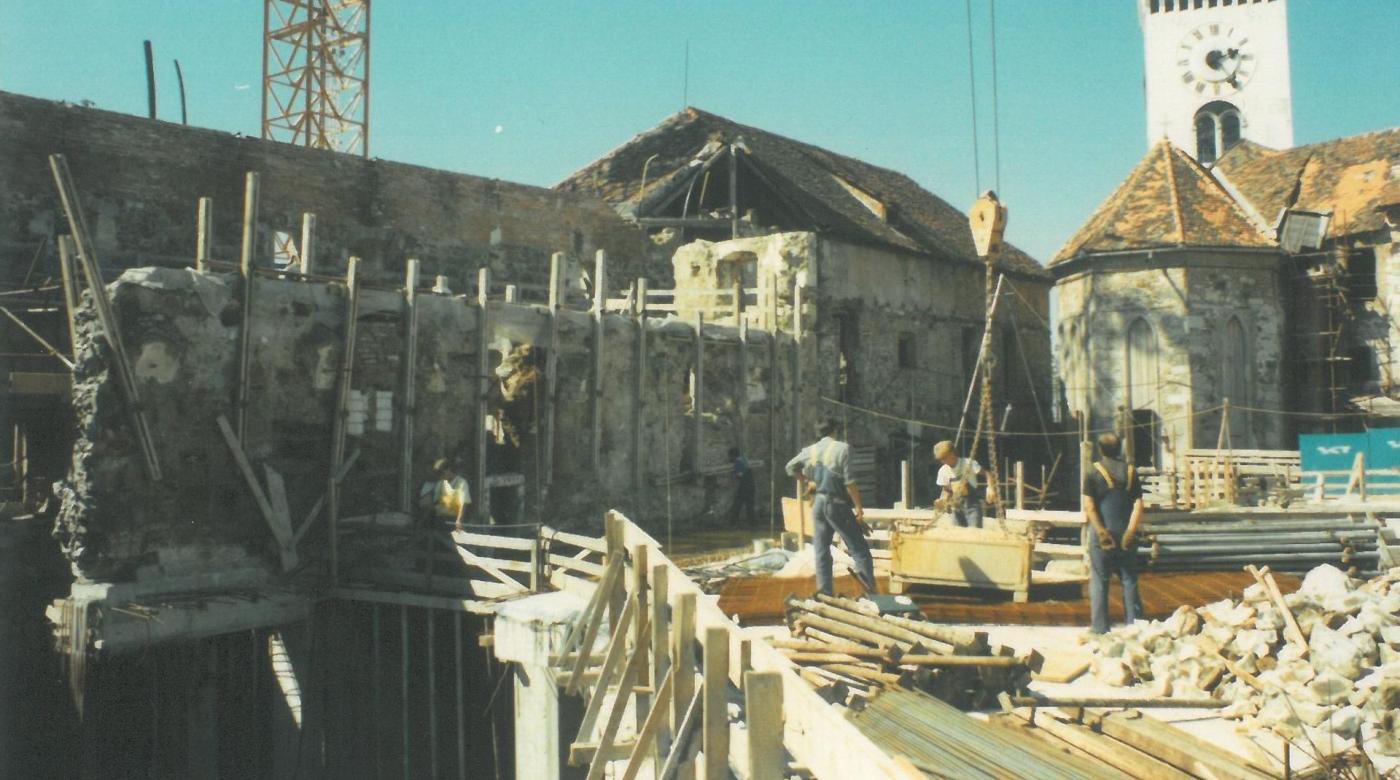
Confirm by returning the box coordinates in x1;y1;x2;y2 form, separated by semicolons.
1;1;1397;261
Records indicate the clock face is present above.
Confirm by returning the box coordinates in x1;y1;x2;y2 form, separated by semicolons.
1177;23;1255;97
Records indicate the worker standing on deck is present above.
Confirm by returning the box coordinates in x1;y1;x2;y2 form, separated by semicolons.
933;440;985;529
786;419;876;595
419;458;473;532
1083;432;1145;634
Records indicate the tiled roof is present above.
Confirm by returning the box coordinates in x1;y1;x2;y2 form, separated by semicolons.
557;108;1050;279
1051;141;1273;264
1214;127;1400;238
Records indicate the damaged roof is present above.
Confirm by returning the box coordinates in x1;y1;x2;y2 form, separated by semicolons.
1054;127;1400;267
1052;141;1273;264
1214;127;1400;239
557;108;1050;280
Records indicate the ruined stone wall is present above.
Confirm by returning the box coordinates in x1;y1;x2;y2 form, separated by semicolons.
0;90;657;294
57;267;796;582
672;232;1054;504
1055;250;1287;464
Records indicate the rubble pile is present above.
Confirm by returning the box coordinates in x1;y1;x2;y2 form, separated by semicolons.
1082;564;1400;764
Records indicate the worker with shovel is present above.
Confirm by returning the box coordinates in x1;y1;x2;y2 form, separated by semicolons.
786;418;877;596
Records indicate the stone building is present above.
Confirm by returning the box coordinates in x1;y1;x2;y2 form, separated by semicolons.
1053;129;1400;464
558;108;1056;504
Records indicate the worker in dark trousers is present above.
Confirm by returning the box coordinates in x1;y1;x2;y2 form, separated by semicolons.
1083;432;1145;634
728;446;756;525
785;418;876;595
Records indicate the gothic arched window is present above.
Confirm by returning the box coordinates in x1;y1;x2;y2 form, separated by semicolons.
1193;101;1243;164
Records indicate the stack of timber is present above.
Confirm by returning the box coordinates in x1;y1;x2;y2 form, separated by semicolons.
780;593;1039;709
1140;511;1394;577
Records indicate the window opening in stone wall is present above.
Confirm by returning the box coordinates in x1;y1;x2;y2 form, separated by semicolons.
1347;249;1378;302
1126;318;1161;465
897;333;916;369
1222;316;1250;446
1194;101;1242;165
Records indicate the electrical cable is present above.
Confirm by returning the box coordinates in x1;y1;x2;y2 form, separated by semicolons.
963;0;982;194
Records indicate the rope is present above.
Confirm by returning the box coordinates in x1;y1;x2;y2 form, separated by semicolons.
988;0;1001;194
963;0;981;194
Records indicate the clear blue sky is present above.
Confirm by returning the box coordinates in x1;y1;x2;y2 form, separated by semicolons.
2;1;1396;261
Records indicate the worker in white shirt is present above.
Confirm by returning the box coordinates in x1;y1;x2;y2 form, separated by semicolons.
933;440;985;529
419;458;472;531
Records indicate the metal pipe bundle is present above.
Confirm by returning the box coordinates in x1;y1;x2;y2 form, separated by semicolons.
1139;513;1386;576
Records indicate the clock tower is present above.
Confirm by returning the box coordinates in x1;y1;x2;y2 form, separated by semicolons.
1139;0;1293;163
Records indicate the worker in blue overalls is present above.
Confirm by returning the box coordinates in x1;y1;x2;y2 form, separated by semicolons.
1083;432;1145;634
786;418;876;596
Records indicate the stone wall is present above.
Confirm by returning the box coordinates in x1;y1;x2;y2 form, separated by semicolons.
57;267;798;582
673;232;1055;505
0;90;659;294
1054;249;1288;463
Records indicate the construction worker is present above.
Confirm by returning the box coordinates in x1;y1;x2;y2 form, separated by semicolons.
1083;432;1145;634
728;446;756;526
419;458;473;531
933;440;985;528
785;418;876;596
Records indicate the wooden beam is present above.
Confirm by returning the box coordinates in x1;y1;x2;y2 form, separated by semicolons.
475;267;491;523
650;563;672;765
583;617;650;780
195;197;213;272
297;213;316;276
565;559;622;696
591;250;606;471
575;596;637;737
399;259;420;513
48;153;162;481
56;236;80;361
544;252;563;487
694;312;705;473
737;315;748;459
659;685;703;780
234;171;261;445
621;668;676;780
792;282;803;454
671;591;696;742
631;544;651;736
216;415;296;570
0;306;74;370
633;278;648;498
327;257;362;582
744;671;784;780
702;625;729;780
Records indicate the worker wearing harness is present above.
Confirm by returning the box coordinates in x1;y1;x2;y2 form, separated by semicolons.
786;419;876;596
1083;432;1145;634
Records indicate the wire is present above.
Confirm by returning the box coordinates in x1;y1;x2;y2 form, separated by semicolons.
988;0;1001;194
963;0;981;194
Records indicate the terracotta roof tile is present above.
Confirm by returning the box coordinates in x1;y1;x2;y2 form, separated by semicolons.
1051;141;1272;264
557;108;1049;279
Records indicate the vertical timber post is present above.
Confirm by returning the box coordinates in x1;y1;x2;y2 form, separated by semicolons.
57;236;81;360
744;671;783;780
399;259;420;513
235;171;261;445
694;312;705;473
633;278;649;501
195;197;213;272
544;253;563;489
737;315;749;465
631;543;650;734
591;250;607;472
327;257;361;584
792;282;804;454
650;563;672;765
298;213;317;276
671;591;696;750
702;626;729;780
476;267;491;523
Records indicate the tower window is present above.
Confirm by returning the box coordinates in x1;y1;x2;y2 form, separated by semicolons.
1193;101;1243;164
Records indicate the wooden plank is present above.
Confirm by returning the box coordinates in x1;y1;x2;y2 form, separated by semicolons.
452;530;537;552
447;540;528;593
399;259;420;513
659;685;703;780
548;553;605;578
650;563;672;766
0;306;74;370
584;619;650;780
702;626;729;780
292;448;360;545
48;154;162;481
1094;710;1274;780
216;415;296;571
559;552;622;659
575;597;638;737
262;464;296;556
234;171;260;445
326;257;361;582
744;671;784;780
566;559;623;695
621;667;676;780
546;528;608;554
475;267;491;524
671;591;697;742
792;282;803;455
632;543;652;735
